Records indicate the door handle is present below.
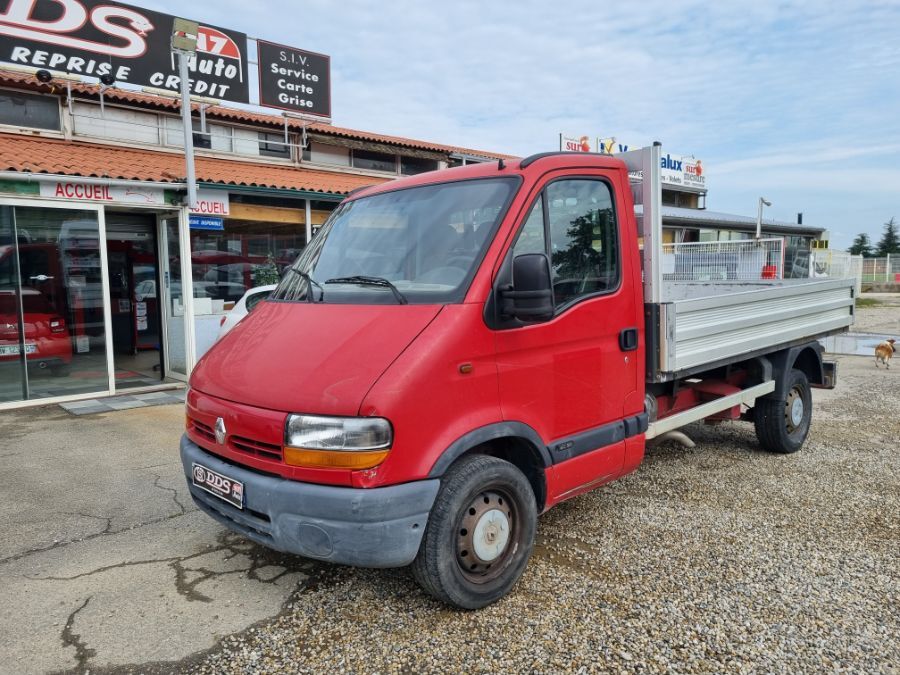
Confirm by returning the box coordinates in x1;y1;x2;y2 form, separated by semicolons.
619;327;638;352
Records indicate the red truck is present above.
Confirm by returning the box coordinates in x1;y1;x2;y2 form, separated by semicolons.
181;145;854;608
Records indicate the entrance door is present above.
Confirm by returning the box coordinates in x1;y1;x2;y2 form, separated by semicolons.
105;212;163;389
0;203;109;404
160;215;189;379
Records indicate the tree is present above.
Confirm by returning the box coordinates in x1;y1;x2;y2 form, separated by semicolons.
848;232;873;257
876;217;900;256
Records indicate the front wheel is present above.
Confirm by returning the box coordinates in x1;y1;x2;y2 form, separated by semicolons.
754;368;812;454
411;454;537;609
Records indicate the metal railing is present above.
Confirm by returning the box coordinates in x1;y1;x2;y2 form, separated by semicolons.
662;238;784;282
810;250;863;294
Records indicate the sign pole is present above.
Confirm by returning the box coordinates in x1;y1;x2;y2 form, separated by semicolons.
176;50;197;210
172;19;200;210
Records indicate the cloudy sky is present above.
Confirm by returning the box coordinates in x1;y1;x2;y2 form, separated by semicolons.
146;0;900;249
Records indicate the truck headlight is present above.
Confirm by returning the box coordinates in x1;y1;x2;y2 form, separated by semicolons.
283;414;392;469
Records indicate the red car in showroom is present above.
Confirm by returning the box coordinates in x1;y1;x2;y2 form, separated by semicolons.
0;288;73;375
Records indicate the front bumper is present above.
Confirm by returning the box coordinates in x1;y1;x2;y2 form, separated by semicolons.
181;436;439;568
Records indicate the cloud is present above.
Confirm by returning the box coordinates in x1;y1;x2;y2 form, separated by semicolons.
144;0;899;249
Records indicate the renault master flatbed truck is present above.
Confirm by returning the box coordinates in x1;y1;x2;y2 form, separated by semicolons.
181;144;854;608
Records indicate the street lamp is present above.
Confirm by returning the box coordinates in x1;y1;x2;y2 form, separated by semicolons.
756;197;772;240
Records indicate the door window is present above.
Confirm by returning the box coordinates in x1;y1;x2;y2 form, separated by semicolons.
512;179;619;310
512;197;546;257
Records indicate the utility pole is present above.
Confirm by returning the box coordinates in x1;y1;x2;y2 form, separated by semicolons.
756;197;772;240
172;18;199;210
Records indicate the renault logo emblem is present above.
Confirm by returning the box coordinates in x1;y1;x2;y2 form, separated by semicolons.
214;417;226;445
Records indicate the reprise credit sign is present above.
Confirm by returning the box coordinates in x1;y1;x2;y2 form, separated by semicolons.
257;39;330;117
0;0;249;102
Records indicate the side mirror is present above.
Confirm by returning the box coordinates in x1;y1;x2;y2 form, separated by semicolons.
501;253;554;322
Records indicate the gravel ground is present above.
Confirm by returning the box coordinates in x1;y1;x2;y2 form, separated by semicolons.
854;294;900;335
175;347;898;675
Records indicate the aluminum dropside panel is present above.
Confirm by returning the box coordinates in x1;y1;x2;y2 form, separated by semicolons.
665;277;855;374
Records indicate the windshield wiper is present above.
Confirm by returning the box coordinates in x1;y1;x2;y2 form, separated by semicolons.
285;268;324;302
324;276;408;304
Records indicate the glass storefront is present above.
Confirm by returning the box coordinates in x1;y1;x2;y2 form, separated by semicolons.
188;197;339;358
0;205;108;403
0;188;341;406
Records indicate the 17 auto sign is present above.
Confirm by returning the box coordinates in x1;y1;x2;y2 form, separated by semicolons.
0;0;249;102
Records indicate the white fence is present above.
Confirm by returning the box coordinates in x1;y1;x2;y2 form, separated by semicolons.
860;256;900;283
662;238;784;282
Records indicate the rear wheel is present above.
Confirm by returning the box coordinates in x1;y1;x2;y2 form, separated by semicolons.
412;454;537;609
754;368;812;453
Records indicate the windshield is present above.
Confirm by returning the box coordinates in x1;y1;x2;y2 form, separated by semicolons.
272;177;519;304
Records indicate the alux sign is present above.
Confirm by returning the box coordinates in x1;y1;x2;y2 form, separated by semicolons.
0;0;249;102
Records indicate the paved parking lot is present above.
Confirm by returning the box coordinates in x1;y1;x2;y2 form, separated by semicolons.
1;351;897;674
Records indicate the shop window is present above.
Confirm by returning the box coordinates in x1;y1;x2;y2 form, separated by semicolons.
71;101;160;144
352;149;396;173
259;132;290;158
0;90;60;131
165;118;232;151
190;221;307;317
400;156;438;176
662;190;700;208
309;142;350;166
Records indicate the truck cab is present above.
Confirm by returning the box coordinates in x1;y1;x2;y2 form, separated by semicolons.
181;149;850;609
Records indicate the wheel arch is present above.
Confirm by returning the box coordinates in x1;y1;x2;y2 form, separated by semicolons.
427;422;550;512
765;341;825;400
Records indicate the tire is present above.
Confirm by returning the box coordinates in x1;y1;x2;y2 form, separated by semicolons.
411;454;537;609
754;368;812;454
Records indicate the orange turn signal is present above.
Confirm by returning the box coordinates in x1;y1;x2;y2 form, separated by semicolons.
283;447;390;470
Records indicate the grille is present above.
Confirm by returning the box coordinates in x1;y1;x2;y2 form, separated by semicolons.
191;419;216;444
230;435;283;462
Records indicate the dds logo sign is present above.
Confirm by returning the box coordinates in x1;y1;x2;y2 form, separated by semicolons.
0;0;250;102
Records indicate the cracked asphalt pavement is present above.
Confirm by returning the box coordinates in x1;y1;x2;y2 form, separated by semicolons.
0;403;315;674
1;347;898;674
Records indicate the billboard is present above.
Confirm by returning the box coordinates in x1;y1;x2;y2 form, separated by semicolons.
257;39;330;117
659;153;705;190
0;0;249;102
560;134;593;152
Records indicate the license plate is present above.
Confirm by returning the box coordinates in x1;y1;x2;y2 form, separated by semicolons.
0;343;37;356
192;462;244;509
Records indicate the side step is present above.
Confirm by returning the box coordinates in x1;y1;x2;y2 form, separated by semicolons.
646;380;776;440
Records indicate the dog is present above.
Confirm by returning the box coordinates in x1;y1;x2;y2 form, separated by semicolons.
875;338;896;368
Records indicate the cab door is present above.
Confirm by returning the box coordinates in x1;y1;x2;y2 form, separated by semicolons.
493;173;640;494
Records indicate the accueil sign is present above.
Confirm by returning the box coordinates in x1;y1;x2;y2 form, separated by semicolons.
0;0;249;101
40;180;165;204
39;181;230;214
